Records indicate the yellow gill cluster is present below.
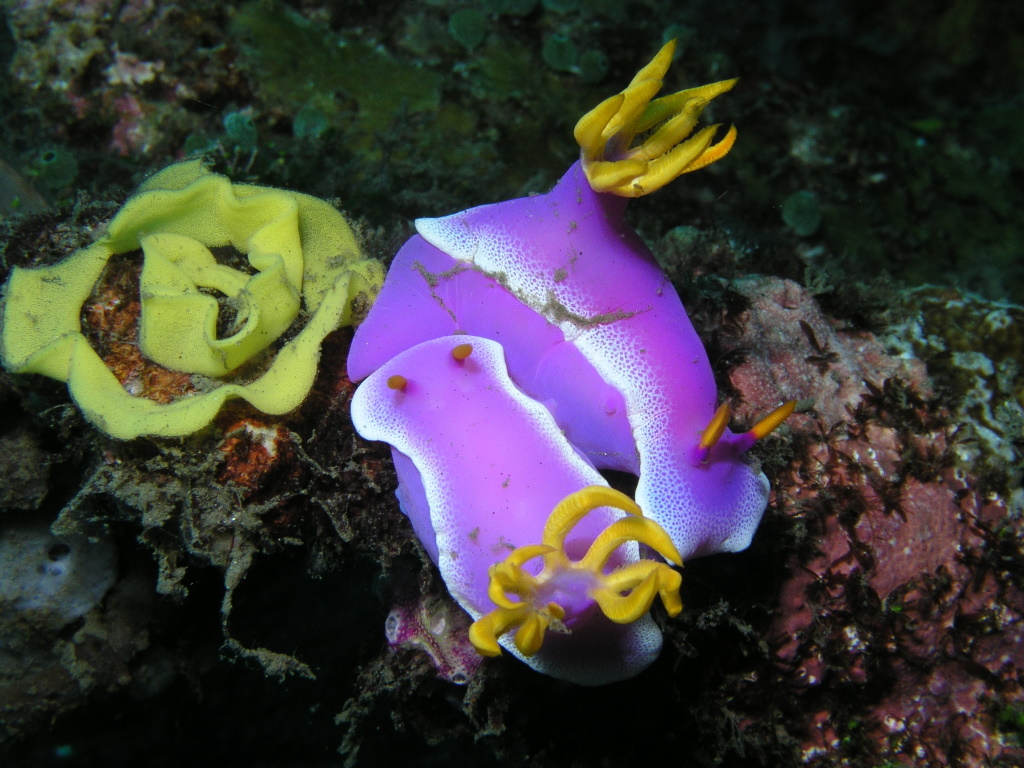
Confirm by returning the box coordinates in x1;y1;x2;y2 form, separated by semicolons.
468;485;683;658
574;38;737;197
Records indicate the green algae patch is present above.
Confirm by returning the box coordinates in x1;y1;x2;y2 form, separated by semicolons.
230;1;442;136
0;160;383;440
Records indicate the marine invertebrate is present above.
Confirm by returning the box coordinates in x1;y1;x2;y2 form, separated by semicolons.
352;337;681;684
1;160;382;439
216;417;296;495
349;42;793;681
350;40;790;561
385;594;484;685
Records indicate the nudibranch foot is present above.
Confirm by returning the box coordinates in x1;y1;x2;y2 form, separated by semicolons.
575;38;738;197
468;486;683;659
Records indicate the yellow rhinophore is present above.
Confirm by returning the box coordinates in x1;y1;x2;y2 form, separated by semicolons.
0;160;384;439
574;39;737;197
468;485;683;658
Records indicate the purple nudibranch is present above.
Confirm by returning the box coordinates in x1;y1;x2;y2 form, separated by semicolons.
347;40;794;684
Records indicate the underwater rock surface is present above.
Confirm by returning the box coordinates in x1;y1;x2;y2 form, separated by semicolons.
0;521;116;624
718;276;1023;767
0;0;1022;764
